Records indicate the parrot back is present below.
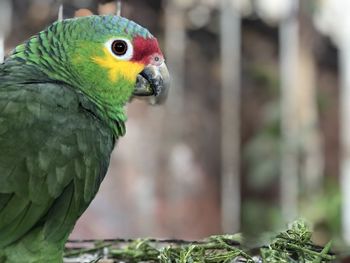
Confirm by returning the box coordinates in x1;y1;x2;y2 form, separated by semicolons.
0;62;115;262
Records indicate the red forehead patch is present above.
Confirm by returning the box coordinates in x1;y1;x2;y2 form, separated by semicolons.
132;36;162;64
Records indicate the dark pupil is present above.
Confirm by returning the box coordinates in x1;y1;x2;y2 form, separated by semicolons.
112;40;127;56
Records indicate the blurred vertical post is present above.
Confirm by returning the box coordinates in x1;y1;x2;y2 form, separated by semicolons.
58;4;63;21
311;0;350;244
115;0;121;16
0;37;4;64
0;0;12;63
163;0;188;230
298;8;324;195
220;0;241;233
339;29;350;244
279;0;299;221
164;0;186;115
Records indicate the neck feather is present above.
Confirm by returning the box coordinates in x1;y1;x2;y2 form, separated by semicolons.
6;21;127;138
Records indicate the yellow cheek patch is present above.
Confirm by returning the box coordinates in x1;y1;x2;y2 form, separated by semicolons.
92;48;144;82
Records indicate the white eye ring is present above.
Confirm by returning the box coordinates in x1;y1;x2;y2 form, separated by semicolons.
106;38;133;60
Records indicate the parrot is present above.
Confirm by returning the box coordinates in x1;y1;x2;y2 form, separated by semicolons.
0;15;169;263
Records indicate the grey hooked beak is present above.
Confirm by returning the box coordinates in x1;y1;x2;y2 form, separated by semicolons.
132;63;170;104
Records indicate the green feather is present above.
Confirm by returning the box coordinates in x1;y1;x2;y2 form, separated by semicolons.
0;14;157;262
0;77;114;262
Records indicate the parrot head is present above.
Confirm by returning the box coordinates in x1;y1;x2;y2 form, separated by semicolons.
10;15;170;109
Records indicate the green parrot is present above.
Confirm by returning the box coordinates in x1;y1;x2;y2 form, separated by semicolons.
0;15;169;263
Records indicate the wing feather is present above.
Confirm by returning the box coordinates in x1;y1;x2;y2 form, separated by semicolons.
0;81;114;247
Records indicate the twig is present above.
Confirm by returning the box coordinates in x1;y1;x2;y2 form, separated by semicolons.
64;220;336;262
67;237;205;245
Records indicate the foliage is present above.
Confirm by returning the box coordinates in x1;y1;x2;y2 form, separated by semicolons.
64;220;336;263
299;179;342;244
260;220;335;263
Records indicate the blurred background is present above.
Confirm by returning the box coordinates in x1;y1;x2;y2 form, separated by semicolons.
1;0;350;247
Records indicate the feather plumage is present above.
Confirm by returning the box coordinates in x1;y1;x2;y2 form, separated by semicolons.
0;14;168;263
0;61;115;262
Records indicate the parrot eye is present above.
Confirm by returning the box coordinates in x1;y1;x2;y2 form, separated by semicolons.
111;40;127;56
106;38;133;60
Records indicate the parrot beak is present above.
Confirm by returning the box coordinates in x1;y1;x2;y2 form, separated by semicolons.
133;62;170;104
